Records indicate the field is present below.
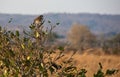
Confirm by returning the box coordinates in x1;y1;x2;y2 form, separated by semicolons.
53;49;120;77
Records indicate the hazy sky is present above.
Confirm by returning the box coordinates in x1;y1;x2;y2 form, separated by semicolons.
0;0;120;15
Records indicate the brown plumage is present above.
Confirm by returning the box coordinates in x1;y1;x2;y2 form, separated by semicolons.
33;15;43;25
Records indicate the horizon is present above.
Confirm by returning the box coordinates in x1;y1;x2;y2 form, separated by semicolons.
0;12;120;16
0;0;120;15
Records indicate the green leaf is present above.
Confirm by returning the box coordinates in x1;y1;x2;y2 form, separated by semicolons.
94;65;104;77
48;20;51;23
94;70;104;77
56;23;60;25
99;62;103;69
2;58;10;68
21;44;25;49
58;46;64;51
15;30;19;37
8;18;12;23
39;53;43;59
23;37;29;42
106;69;119;75
25;60;31;66
51;62;61;70
4;70;9;77
39;63;44;72
10;32;14;38
29;25;35;29
78;69;87;77
35;31;39;38
9;50;15;57
49;66;55;74
14;72;19;77
64;66;76;72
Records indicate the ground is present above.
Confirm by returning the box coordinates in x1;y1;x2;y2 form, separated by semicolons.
53;49;120;77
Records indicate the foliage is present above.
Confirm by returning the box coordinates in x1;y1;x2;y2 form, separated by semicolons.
0;17;85;77
94;63;119;77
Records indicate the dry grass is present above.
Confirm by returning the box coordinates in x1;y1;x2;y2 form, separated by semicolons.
52;49;120;77
74;54;120;77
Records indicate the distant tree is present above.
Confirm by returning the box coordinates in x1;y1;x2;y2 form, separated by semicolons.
67;23;96;52
112;33;120;44
102;33;120;54
109;33;120;54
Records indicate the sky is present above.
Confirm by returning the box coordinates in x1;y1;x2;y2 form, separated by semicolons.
0;0;120;15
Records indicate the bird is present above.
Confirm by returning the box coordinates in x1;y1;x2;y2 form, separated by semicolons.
33;15;43;25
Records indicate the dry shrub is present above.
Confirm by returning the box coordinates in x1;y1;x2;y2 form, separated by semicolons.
67;23;96;52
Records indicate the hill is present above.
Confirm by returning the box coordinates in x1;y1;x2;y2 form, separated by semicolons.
0;13;120;37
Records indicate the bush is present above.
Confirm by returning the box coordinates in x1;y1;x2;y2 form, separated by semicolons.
0;16;86;77
67;23;96;52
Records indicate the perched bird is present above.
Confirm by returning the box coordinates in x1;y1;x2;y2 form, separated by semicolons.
33;15;43;25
